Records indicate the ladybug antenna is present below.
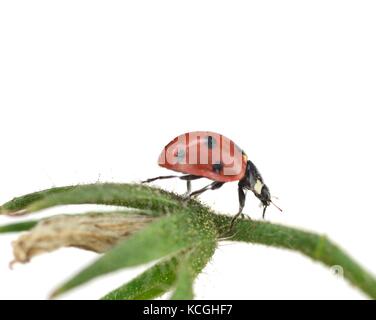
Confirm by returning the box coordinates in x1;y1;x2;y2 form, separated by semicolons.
270;200;283;212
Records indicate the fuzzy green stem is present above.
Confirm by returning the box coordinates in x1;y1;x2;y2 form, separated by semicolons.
1;183;375;299
213;215;376;299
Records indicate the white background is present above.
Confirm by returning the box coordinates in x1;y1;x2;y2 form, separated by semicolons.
1;1;376;300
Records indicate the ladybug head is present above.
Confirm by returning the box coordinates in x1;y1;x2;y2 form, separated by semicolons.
243;160;281;218
258;184;271;218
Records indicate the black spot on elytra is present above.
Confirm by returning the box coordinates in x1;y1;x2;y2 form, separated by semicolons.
205;136;216;149
175;149;185;163
212;162;223;173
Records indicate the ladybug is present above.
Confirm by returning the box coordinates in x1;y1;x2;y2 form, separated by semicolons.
143;131;281;227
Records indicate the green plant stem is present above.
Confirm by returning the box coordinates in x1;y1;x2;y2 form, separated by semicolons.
213;215;376;299
1;183;376;299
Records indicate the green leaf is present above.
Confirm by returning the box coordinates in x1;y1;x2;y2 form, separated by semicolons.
50;209;217;298
0;220;38;233
102;241;217;300
2;182;376;300
101;254;181;300
170;241;216;300
0;184;181;216
0;186;75;214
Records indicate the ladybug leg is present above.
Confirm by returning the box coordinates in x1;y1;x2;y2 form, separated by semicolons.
179;175;203;196
230;185;247;229
142;174;200;184
186;180;192;195
142;175;180;183
143;174;202;197
179;179;193;197
188;181;225;198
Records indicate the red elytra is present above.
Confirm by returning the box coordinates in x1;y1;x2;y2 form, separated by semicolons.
158;131;247;182
143;131;281;227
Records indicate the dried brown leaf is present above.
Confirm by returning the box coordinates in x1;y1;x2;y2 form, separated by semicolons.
11;212;156;264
